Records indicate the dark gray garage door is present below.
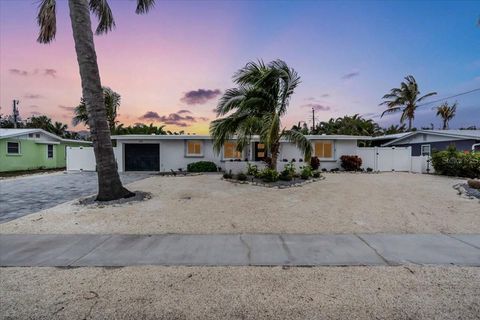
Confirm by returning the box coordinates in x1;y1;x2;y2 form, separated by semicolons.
125;144;160;171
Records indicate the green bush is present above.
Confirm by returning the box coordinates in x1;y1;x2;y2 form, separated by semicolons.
236;172;247;181
283;162;296;175
431;146;480;178
258;168;279;182
300;165;313;179
340;155;362;171
312;171;321;178
246;163;259;176
187;161;218;172
279;169;293;181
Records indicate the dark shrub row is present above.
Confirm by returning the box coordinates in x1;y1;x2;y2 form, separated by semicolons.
431;147;480;178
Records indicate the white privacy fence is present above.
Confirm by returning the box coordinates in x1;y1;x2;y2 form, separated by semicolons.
66;146;96;171
356;147;412;172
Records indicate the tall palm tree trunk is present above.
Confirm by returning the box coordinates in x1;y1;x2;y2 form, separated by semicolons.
408;118;413;131
270;142;280;170
443;120;448;130
69;0;133;201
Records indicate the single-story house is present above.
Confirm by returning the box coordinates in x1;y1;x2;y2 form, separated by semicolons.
0;128;91;172
99;134;371;172
381;130;480;156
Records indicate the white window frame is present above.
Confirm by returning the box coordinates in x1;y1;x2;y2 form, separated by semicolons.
313;140;335;160
223;141;243;160
421;144;431;157
47;144;54;159
6;141;21;155
185;140;204;157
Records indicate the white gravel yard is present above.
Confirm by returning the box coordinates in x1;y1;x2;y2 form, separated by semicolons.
1;266;479;320
1;172;478;234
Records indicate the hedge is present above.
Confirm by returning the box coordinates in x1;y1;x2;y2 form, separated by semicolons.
431;147;480;178
187;161;218;172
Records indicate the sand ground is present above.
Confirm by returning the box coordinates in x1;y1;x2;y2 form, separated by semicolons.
1;172;477;234
1;266;479;320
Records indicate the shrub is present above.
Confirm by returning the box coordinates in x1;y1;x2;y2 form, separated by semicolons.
187;161;218;172
258;167;279;182
467;179;480;189
330;168;340;172
279;170;293;181
321;168;327;172
300;165;313;179
312;171;321;178
246;163;258;176
236;172;247;181
340;155;362;171
283;162;296;175
366;167;373;172
310;156;320;170
431;146;480;178
223;170;233;179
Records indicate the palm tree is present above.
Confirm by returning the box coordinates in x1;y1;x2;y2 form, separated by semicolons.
52;121;68;137
36;0;155;201
382;124;407;135
26;115;54;132
380;75;437;131
73;86;121;132
436;102;457;130
210;60;312;170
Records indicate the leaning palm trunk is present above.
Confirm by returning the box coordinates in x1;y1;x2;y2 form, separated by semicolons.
69;0;133;201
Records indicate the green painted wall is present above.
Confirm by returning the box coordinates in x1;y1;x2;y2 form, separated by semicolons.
0;139;90;172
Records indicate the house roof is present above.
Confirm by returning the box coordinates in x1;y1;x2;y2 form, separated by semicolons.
382;130;480;146
370;132;410;141
111;134;372;141
0;128;91;144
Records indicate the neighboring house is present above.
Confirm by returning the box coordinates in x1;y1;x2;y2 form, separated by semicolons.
0;129;91;172
381;130;480;156
66;134;370;172
369;132;410;147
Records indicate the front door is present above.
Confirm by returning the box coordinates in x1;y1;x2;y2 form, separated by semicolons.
254;142;266;161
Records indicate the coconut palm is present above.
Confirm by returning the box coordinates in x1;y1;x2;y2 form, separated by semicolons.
36;0;155;201
380;75;437;130
52;121;68;137
73;86;121;132
436;102;457;130
210;60;312;170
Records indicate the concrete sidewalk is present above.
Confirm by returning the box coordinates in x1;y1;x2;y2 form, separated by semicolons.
1;234;479;267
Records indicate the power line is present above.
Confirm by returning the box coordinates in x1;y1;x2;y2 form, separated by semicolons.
417;87;480;107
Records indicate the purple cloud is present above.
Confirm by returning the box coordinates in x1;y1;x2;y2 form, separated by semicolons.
44;69;57;78
302;103;331;111
321;93;330;98
341;71;360;79
29;105;40;109
177;109;192;114
58;105;75;111
181;89;221;105
9;69;28;76
24;93;44;99
139;111;209;127
30;111;42;116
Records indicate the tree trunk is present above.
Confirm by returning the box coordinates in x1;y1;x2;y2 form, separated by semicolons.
443;120;447;130
270;142;279;171
68;0;133;201
408;118;412;131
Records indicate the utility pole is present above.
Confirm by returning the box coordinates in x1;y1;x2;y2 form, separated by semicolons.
311;107;315;132
12;99;20;128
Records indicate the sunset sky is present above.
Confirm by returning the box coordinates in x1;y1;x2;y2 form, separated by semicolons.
0;0;479;134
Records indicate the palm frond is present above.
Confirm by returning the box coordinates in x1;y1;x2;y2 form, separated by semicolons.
136;0;156;14
282;130;312;161
380;107;401;117
89;0;116;35
37;0;56;44
417;91;437;102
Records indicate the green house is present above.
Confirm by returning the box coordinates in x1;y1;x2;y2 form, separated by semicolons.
0;129;91;172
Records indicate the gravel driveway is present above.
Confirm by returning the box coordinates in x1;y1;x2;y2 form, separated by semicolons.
0;172;150;223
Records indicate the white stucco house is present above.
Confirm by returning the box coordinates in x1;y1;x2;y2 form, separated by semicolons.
67;134;373;173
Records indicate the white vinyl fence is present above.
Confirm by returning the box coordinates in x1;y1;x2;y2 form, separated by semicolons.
356;147;411;172
66;146;96;171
